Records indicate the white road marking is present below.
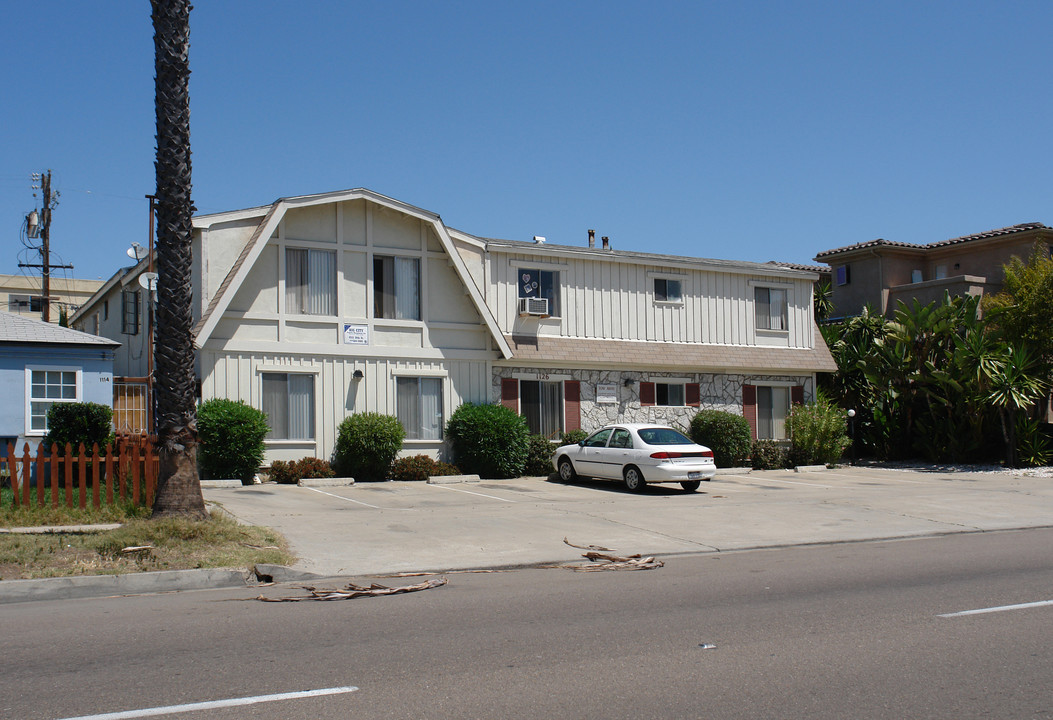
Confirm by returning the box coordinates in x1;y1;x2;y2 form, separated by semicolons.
305;486;383;509
938;599;1053;618
54;685;359;720
746;477;833;488
428;483;516;502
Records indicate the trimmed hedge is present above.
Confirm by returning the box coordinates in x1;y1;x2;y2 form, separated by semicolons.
389;455;461;482
42;402;116;452
197;399;269;484
689;410;752;468
269;457;336;484
445;403;528;479
333;413;405;482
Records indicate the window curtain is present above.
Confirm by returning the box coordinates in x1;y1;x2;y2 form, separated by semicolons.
395;257;420;320
397;377;420;439
540;381;563;438
263;373;288;439
421;378;442;440
770;289;786;331
288;374;314;439
307;249;335;316
756;288;771;330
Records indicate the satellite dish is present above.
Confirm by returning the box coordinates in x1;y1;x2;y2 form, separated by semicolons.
127;243;148;261
139;272;159;291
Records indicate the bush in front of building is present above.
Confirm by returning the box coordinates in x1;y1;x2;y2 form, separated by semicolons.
197;399;269;485
751;439;788;470
389;455;461;482
525;435;557;476
689;409;752;468
445;403;528;479
786;396;851;467
42;402;116;452
334;412;406;482
559;429;588;447
268;457;336;484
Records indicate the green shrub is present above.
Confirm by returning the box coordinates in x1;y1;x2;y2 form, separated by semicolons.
267;460;299;484
787;397;851;466
42;402;116;452
390;455;436;482
334;413;405;482
751;440;788;470
197;399;269;485
432;461;461;476
689;410;752;468
559;429;588;446
267;457;336;484
525;435;557;476
445;403;528;479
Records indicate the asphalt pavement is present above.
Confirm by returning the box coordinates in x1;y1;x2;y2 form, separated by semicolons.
3;464;1051;603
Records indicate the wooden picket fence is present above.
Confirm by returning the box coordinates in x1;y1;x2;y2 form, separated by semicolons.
1;434;159;510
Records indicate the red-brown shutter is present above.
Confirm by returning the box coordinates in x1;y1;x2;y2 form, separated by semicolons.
501;378;519;413
791;385;804;406
564;381;580;432
640;381;656;407
742;384;758;440
686;383;700;408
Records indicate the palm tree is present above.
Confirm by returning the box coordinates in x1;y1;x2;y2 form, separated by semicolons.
150;0;206;518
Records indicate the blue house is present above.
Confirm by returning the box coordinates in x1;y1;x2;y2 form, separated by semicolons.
0;311;119;455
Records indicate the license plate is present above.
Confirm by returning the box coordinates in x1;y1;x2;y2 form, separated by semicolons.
688;472;702;480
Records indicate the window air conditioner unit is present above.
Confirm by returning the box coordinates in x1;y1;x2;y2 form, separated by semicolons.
518;297;549;317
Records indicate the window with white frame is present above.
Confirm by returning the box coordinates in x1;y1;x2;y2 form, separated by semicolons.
262;373;315;440
520;379;563;438
27;368;80;434
397;377;443;440
121;289;140;335
755;286;787;331
286;248;336;316
518;268;561;317
374;256;420;320
756;385;790;440
654;278;682;302
654;382;685;406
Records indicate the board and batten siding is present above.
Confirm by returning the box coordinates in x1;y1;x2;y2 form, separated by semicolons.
199;350;490;463
493;251;814;349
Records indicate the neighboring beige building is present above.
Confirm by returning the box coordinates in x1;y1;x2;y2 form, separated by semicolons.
0;273;103;324
814;223;1053;319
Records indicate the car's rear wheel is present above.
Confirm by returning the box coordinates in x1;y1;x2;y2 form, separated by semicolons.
623;466;646;492
680;480;701;492
558;458;577;483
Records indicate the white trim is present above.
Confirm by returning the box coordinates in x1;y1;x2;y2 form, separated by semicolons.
649;377;691;384
748;279;794;288
507;258;568;271
513;372;572;381
391;368;448;378
255;364;322;375
25;366;83;436
646;270;688;278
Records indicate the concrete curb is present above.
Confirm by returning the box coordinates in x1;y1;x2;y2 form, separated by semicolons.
714;467;753;476
200;479;243;488
427;474;481;485
0;523;123;534
298;477;355;487
0;568;254;605
794;465;829;473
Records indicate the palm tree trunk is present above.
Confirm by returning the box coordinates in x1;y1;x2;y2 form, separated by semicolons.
151;0;206;519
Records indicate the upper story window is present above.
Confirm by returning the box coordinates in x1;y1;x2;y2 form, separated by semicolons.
286;248;336;316
121;289;140;335
374;256;420;321
8;295;44;314
518;268;560;318
26;368;80;435
755;287;787;331
654;278;682;303
835;265;851;286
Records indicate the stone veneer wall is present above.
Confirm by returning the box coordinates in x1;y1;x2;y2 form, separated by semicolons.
493;367;814;434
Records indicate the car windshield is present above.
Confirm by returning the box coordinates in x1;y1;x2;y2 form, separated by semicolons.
637;427;692;445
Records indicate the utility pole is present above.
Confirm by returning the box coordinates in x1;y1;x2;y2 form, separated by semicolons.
19;170;72;322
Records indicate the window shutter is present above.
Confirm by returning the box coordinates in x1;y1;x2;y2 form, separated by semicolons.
564;381;580;432
686;383;700;408
791;385;804;406
742;384;758;440
640;381;656;407
501;378;519;413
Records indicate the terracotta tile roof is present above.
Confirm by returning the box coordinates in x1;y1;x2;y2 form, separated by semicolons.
767;261;831;274
0;311;120;347
503;327;837;373
815;222;1049;260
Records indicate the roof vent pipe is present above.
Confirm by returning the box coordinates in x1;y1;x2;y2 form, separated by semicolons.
602;236;610;250
588;229;595;248
533;235;546;244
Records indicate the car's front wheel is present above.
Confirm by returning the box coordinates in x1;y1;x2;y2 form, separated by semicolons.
558;457;577;483
680;480;701;492
623;466;646;492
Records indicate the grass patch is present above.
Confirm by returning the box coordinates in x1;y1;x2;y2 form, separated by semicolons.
0;509;295;580
1;485;151;527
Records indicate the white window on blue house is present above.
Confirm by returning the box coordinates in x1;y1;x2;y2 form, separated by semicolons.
26;368;81;434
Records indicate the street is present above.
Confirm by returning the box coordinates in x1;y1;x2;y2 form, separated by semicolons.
3;527;1052;719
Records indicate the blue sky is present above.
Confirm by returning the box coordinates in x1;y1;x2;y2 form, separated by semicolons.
3;1;1052;286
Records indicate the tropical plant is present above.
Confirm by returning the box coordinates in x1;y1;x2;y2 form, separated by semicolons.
688;410;751;468
445;403;528;479
333;413;406;482
151;0;206;517
786;393;851;466
985;345;1048;466
813;278;833;322
197;399;269;484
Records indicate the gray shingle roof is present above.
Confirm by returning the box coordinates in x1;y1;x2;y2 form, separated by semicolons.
0;311;120;347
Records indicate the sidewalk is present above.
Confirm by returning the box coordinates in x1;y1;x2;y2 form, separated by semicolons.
3;464;1051;603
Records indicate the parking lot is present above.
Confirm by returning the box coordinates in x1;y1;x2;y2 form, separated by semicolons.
204;466;1053;578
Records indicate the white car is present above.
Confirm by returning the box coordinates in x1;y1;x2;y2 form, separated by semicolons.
552;423;716;492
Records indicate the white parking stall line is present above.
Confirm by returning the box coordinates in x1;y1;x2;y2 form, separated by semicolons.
55;685;359;720
746;477;834;488
305;486;384;509
938;599;1053;618
428;483;516;502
